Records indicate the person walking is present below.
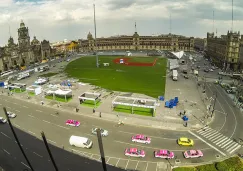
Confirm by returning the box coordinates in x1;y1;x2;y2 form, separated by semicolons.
99;112;101;118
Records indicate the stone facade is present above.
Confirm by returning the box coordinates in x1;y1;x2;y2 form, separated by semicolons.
79;32;194;52
0;20;52;72
194;38;207;51
206;31;242;71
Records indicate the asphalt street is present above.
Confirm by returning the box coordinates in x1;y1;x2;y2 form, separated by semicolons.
0;95;223;171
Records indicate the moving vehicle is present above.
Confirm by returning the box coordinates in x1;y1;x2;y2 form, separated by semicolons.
177;137;194;146
172;70;178;81
132;134;151;144
184;150;203;158
154;150;174;159
91;128;109;136
124;148;145;158
69;136;92;148
0;117;7;124
7;111;17;118
65;119;80;127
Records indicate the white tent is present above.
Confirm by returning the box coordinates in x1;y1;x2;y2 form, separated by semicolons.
26;85;42;95
171;51;184;59
45;89;72;102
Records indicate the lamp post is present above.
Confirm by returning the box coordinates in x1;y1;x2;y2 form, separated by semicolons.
93;3;99;68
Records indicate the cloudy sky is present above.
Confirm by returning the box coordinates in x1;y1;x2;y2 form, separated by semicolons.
0;0;242;46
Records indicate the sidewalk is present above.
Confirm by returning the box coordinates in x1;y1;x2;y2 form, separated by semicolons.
4;91;203;131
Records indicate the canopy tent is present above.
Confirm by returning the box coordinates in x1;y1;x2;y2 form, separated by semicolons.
112;96;157;117
8;83;26;92
78;92;101;108
169;59;179;70
26;85;42;95
45;89;72;102
171;51;184;59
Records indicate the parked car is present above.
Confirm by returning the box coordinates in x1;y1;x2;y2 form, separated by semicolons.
177;137;194;146
124;148;145;158
154;150;174;159
7;111;17;118
65;119;80;127
91;128;109;136
0;117;7;124
132;134;151;144
184;150;203;158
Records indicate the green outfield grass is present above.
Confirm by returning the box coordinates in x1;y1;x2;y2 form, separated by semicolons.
80;100;102;108
65;56;167;98
113;104;154;116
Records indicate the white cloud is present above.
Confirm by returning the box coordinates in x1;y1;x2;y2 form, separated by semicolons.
0;0;242;46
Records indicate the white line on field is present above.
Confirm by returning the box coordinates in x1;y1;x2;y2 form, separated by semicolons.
21;162;30;169
188;131;226;156
33;152;43;158
1;132;11;139
3;149;10;155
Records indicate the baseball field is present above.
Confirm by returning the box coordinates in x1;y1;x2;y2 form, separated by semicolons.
65;56;167;98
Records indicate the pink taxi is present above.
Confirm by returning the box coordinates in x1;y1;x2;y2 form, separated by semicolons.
184;150;203;159
154;150;174;159
65;119;80;127
132;134;151;144
124;148;145;158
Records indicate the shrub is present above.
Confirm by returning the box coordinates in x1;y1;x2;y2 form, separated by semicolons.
196;163;218;171
173;167;196;171
215;156;243;171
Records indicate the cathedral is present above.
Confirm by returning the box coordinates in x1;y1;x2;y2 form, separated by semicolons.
0;20;52;72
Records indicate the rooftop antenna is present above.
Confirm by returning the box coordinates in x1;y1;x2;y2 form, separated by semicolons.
135;21;137;32
231;0;234;32
213;10;214;34
169;13;171;34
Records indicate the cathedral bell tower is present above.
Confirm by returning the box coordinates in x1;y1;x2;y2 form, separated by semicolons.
18;20;30;49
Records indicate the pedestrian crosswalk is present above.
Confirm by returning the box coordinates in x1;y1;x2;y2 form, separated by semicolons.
196;127;241;154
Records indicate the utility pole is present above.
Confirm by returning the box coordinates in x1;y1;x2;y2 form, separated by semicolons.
93;3;99;68
96;128;107;171
41;131;59;171
3;107;34;171
211;92;218;117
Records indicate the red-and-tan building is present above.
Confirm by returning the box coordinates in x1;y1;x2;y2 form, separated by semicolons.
79;32;194;52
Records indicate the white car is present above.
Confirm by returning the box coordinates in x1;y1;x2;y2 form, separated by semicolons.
91;128;109;136
7;111;17;118
0;117;7;123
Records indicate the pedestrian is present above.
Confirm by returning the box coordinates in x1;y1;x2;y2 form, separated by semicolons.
76;107;79;112
41;101;44;105
99;112;101;118
93;108;95;113
184;110;186;115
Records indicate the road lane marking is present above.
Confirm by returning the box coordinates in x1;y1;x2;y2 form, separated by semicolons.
188;131;226;156
125;159;130;170
47;139;56;144
145;162;149;171
118;131;176;140
13;103;18;105
106;157;111;164
3;149;10;155
1;132;11;139
14;124;21;128
28;131;36;135
15;109;20;112
36;110;43;112
23;106;28;108
229;144;241;154
56;124;70;130
21;162;30;169
51;114;58;117
43;120;51;124
116;159;120;167
33;152;43;158
135;161;139;170
28;115;35;118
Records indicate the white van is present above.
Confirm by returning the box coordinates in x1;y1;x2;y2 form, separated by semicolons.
69;136;93;149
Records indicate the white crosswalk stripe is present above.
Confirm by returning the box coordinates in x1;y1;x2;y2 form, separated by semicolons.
196;127;242;154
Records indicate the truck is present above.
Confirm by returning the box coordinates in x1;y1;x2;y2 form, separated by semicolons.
172;70;178;81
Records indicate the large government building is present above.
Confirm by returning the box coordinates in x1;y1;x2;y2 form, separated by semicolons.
0;20;52;72
206;31;243;71
78;32;194;52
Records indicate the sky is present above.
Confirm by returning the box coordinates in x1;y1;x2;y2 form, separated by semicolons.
0;0;243;46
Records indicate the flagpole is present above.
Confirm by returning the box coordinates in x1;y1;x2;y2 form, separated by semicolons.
93;3;99;68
